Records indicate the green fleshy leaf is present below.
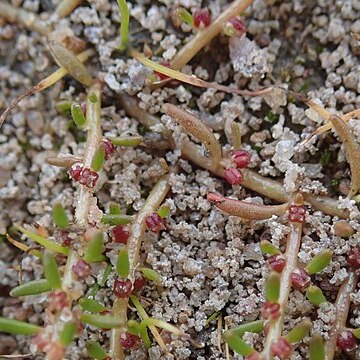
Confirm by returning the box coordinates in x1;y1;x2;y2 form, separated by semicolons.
139;267;162;284
81;313;122;329
305;250;332;275
99;263;112;287
223;330;255;356
0;317;42;335
260;240;280;255
110;136;143;147
265;272;280;302
101;214;134;225
59;320;77;346
230;320;265;337
15;225;69;255
43;251;62;289
306;286;327;306
309;334;325;360
10;279;52;297
91;144;105;172
71;103;86;128
157;205;170;218
127;319;141;335
109;203;122;215
139;325;151;349
205;311;221;325
56;100;72;115
86;341;108;360
352;328;360;339
79;298;106;313
83;232;105;263
88;93;98;103
285;320;311;344
176;8;194;28
116;249;130;278
52;203;70;229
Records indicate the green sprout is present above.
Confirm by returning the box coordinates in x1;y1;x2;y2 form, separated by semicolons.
52;203;70;229
265;272;280;302
86;341;108;360
71;102;86;128
305;249;332;275
116;0;130;51
80;313;122;329
59;320;77;346
110;136;143;147
309;334;325;360
139;267;162;284
0;317;42;335
101;214;134;225
10;279;52;297
91;144;105;172
116;248;130;278
260;240;280;255
43;251;62;289
306;285;327;306
284;320;311;344
79;298;107;313
223;330;255;356
83;232;105;263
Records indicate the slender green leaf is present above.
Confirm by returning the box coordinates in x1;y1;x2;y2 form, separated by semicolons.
309;334;325;360
10;279;52;297
59;321;77;346
305;250;332;275
15;225;69;255
0;317;42;335
101;214;134;225
117;249;130;278
84;233;105;263
116;0;130;51
230;320;265;337
139;267;162;284
176;8;194;28
79;298;106;313
88;93;98;103
52;203;70;229
260;240;280;255
223;330;255;356
205;311;221;325
91;145;105;172
43;251;62;289
306;286;327;306
352;328;360;339
86;341;108;360
71;103;86;128
110;136;143;147
81;314;122;329
141;318;181;335
265;272;280;302
127;319;141;335
99;263;112;287
56;100;72;115
285;320;311;344
139;325;151;349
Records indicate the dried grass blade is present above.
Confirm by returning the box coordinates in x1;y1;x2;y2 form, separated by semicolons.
55;0;82;18
130;49;271;97
6;234;42;258
329;115;360;197
163;103;222;165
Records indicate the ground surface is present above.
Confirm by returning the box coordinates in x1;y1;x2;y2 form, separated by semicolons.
0;0;360;359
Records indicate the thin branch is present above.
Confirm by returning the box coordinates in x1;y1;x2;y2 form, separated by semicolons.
75;83;102;226
55;0;82;18
325;271;359;360
262;195;304;359
207;193;288;220
109;299;127;360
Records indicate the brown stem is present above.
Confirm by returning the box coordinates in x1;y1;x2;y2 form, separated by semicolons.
325;271;359;360
262;195;304;359
55;0;82;18
109;299;127;360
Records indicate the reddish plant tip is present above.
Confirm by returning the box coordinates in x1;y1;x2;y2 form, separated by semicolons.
145;212;166;233
271;337;292;360
155;61;171;81
193;8;211;28
48;291;68;313
268;254;286;273
261;301;281;320
113;278;133;298
120;332;140;350
229;18;246;32
291;268;311;290
232;150;250;169
347;247;360;269
72;259;91;279
102;139;116;160
224;167;243;185
337;330;358;352
207;192;223;204
68;164;99;188
112;224;131;244
288;205;306;223
33;332;51;352
133;275;146;291
59;230;72;247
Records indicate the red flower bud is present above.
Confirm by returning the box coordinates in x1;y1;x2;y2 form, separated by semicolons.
271;337;292;359
112;224;131;244
347;247;360;269
155;61;171;81
291;268;311;290
48;291;68;313
337;330;357;352
224;167;243;185
68;163;83;182
120;332;140;350
102;139;116;160
133;275;146;291
72;259;91;279
113;278;133;298
232;150;250;168
194;8;211;28
229;18;246;33
78;168;99;188
145;212;165;233
288;205;306;223
268;255;286;272
261;301;281;320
